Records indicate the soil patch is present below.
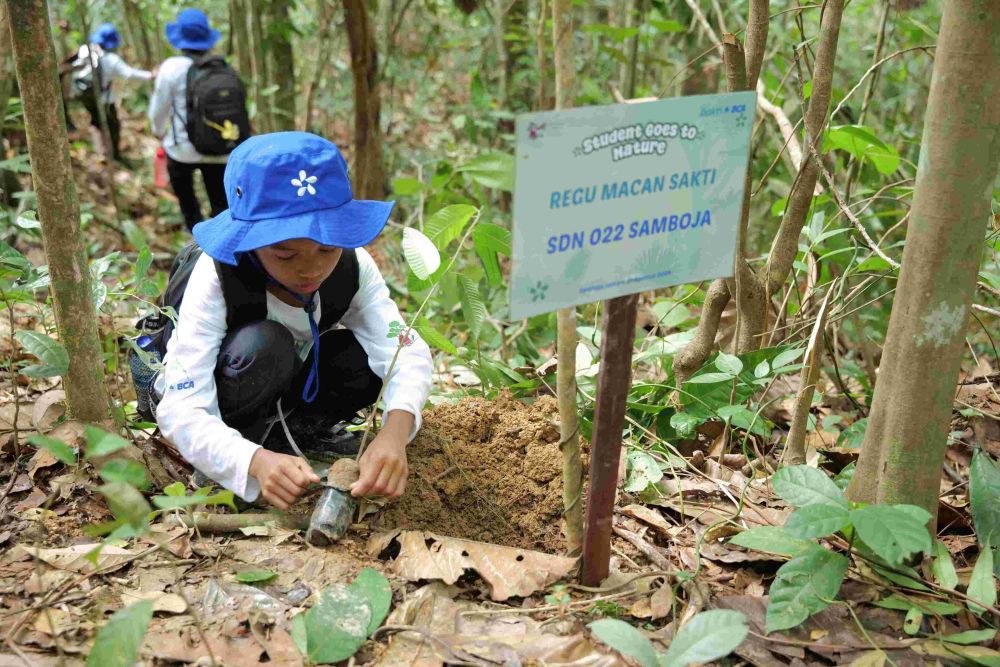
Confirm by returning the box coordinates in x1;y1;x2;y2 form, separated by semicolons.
377;393;586;552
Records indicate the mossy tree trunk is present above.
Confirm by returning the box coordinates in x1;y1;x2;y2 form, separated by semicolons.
343;0;386;199
847;0;1000;520
228;0;253;83
248;0;271;133
5;0;109;422
264;0;296;131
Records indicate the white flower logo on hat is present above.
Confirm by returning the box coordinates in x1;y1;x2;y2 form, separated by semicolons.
291;170;318;197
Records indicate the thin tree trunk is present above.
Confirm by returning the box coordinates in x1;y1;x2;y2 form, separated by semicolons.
301;0;334;131
229;0;253;82
248;0;270;133
343;0;386;199
551;0;583;558
5;0;109;422
265;0;296;131
0;1;11;130
847;0;1000;520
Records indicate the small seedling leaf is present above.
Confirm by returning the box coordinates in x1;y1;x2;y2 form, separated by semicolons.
662;609;749;667
624;450;663;493
785;504;851;539
715;352;743;375
86;600;153;667
235;570;276;584
729;526;814;557
588;618;659;667
402;227;442;280
766;547;848;633
99;460;149;490
771;465;848;509
84;426;130;459
27;434;77;465
850;505;931;566
931;539;959;590
966;543;997;615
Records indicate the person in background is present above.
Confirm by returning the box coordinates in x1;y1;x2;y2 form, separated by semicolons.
68;22;154;163
149;8;250;232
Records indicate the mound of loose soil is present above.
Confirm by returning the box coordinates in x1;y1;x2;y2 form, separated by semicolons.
377;393;587;552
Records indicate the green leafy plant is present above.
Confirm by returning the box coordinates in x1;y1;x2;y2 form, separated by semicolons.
86;600;154;667
730;465;936;632
589;609;749;667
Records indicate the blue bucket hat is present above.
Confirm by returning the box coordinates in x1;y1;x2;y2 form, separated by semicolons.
90;22;120;50
165;9;221;51
193;132;395;266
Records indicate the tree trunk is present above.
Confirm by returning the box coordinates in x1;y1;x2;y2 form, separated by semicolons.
265;0;296;131
551;0;583;558
847;0;1000;520
301;0;334;131
343;0;385;199
248;0;271;133
229;0;253;82
5;0;109;422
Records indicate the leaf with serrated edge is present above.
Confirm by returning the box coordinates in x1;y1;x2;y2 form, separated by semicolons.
771;465;848;509
86;600;153;667
766;547;848;633
785;504;851;539
850;505;932;565
662;610;749;667
424;204;477;249
729;526;813;557
588;619;659;667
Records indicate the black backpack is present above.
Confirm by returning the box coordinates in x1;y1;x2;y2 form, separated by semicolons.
184;56;251;155
130;242;360;421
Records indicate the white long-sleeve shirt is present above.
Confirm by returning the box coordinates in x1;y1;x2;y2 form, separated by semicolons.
72;46;152;104
148;55;228;164
154;248;434;501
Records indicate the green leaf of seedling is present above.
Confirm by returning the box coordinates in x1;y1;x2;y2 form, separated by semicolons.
624;450;663;493
771;465;848;509
685;372;735;384
98;482;152;530
27;434;77;465
715;352;743;375
942;629;998;645
99;460;149;490
833;462;856;491
302;584;371;663
765;547;848;633
348;567;392;637
754;361;770;379
14;330;69;377
402;227;442;280
670;412;700;439
457;152;514;191
152;487;235;511
903;607;923;635
162;481;186;496
970;451;1000;553
588;619;659;667
785;504;851;539
967;543;997;615
729;526;814;557
84;426;130;459
424;204;477;249
931;539;959;590
457;274;487;341
86;600;153;667
661;610;749;667
837;419;868;449
235;570;276;584
134;246;153;280
771;347;805;371
874;594;961;616
391;177;422;196
413;318;458;355
850;505;932;566
472;222;511;287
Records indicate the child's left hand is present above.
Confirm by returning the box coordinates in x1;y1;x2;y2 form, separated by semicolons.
350;411;414;499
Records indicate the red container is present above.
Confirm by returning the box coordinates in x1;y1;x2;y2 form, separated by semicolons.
153;147;168;189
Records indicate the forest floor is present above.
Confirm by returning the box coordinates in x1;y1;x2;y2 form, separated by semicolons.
1;112;999;666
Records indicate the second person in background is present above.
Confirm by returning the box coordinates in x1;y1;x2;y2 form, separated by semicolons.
149;8;251;232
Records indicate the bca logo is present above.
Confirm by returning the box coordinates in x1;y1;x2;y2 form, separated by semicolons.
168;380;195;391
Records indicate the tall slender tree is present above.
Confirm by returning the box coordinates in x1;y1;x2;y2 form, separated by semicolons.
847;0;1000;520
343;0;385;199
265;0;296;131
5;0;109;422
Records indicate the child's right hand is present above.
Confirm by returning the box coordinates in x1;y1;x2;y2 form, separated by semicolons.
248;449;321;510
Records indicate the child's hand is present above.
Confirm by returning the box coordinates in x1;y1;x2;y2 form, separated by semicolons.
351;433;408;498
248;449;320;510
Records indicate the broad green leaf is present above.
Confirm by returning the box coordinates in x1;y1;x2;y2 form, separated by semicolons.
134;246;153;280
303;584;371;663
873;594;961;616
754;360;770;379
413;318;458;355
650;300;691;329
970;451;1000;548
837;419;868;449
391;177;422;196
99;460;149;490
670;412;700;439
967;544;996;615
472;222;510;287
162;481;186;496
943;629;997;645
931;540;959;590
649;18;683;32
402;227;441;280
348;567;392;637
833;462;856;491
457;274;487;340
86;600;153;667
771;465;848;509
716;404;771;438
685;372;734;384
235;570;276;583
84;426;130;459
14;330;69;377
903;607;922;635
824;125;900;175
771;347;805;370
850;505;931;565
871;562;931;591
98;482;151;529
457;152;514;191
27;434;77;465
424;204;477;249
662;610;749;667
765;547;848;633
588;619;659;667
785;504;850;539
715;353;743;375
624;450;663;493
729;526;814;557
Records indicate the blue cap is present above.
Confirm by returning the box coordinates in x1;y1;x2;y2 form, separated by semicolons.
90;22;120;50
165;9;221;51
193;132;395;266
